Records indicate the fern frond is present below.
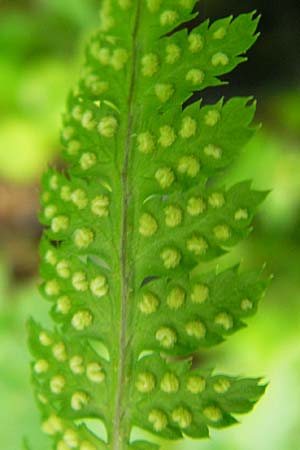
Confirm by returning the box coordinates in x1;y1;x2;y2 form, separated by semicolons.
29;2;268;450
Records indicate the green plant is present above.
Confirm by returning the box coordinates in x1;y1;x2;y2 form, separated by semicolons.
28;1;268;450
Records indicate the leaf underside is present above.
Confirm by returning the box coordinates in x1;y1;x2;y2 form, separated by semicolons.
29;2;268;450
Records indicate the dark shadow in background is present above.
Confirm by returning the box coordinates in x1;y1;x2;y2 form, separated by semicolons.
199;0;300;91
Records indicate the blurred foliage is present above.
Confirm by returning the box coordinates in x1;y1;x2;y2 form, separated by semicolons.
0;0;99;182
0;1;299;450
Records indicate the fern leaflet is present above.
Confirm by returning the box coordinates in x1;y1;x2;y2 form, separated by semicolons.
29;2;268;450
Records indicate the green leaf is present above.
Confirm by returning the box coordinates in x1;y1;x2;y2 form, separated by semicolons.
129;441;160;450
28;2;267;450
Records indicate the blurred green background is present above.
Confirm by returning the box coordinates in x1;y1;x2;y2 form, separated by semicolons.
0;1;299;449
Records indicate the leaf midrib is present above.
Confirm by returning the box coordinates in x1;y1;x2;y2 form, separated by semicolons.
112;2;142;450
